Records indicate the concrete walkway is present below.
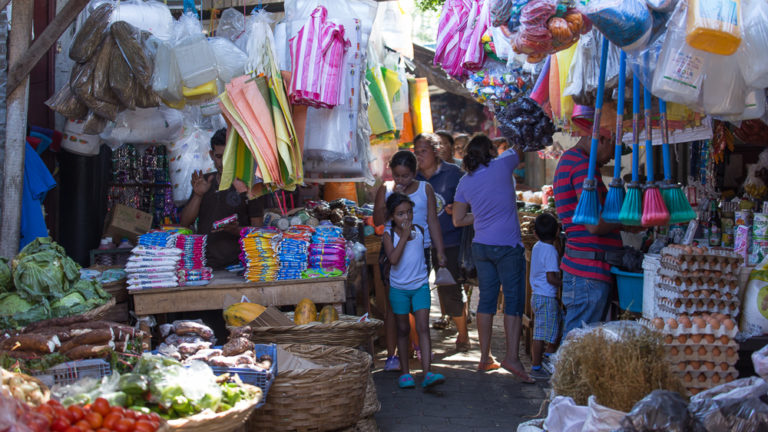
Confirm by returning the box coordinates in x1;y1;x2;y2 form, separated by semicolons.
373;292;551;431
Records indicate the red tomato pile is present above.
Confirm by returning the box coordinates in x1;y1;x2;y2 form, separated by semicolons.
32;398;162;432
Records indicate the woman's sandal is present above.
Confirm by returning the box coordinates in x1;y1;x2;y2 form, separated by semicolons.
501;361;536;384
477;361;501;371
398;374;415;389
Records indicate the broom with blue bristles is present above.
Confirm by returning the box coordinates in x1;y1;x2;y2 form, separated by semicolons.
602;50;627;224
659;99;697;224
573;35;610;226
619;74;643;226
641;87;670;226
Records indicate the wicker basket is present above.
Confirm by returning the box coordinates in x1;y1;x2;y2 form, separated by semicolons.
245;315;383;348
247;344;372;432
360;373;380;418
334;417;379;432
167;383;262;432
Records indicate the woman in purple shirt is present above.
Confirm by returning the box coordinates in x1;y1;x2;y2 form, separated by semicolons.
452;135;534;383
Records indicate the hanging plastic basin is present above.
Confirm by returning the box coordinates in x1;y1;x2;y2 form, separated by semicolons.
611;267;644;313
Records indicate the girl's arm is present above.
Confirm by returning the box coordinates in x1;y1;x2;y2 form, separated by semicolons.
425;183;446;267
373;185;387;226
452;201;474;227
383;225;410;266
546;271;562;288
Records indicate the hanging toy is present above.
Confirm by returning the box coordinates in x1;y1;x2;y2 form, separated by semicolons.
602;50;627;224
641;88;670;227
573;35;609;226
659;99;697;224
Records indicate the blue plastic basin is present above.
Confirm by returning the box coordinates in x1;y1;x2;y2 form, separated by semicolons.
611;266;644;313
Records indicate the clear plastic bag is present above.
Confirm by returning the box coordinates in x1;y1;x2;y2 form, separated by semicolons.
215;8;247;45
151;40;183;103
586;0;652;50
100;107;184;147
701;54;746;115
619;390;700;432
564;29;623;106
209;37;247;84
543;395;589;432
736;0;768;88
752;343;768;379
173;13;217;88
168;125;215;205
689;377;768;431
719;89;767;121
652;1;708;107
110;0;174;41
244;10;277;77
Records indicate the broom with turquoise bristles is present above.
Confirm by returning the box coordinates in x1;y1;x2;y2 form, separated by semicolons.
601;50;627;224
573;35;610;226
619;74;643;226
641;87;670;227
659;99;696;224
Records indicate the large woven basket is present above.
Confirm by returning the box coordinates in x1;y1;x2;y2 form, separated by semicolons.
245;315;383;348
360;373;380;419
167;383;261;432
334;417;379;432
247;344;372;432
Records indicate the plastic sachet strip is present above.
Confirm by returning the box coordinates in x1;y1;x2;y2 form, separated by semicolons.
131;245;183;256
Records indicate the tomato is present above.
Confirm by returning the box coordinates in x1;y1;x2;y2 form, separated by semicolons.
64;427;82;432
148;412;161;423
67;405;85;422
83;403;92;412
110;406;126;416
96;429;111;432
47;399;63;407
103;412;122;430
84;412;103;428
134;419;157;432
51;417;72;432
114;418;135;432
123;409;137;419
92;398;111;417
74;419;92;431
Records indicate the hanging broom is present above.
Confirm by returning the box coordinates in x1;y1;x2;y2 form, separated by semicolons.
602;50;627;224
641;87;670;227
573;36;610;226
659;99;696;224
619;74;643;226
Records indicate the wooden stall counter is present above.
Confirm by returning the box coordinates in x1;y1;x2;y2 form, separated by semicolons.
129;270;346;317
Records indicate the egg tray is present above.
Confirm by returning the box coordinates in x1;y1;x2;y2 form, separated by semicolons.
660;256;741;273
677;369;739;390
657;279;741;297
656;291;741;312
665;346;739;365
657;266;739;282
661;246;742;262
669;357;739;372
647;318;739;338
657;299;741;319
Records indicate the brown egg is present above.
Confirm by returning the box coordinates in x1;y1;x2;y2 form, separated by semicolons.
717;280;726;289
684;373;693;382
686;300;694;308
720;335;730;344
675;277;683;286
718;303;727;311
729;303;738;312
670;347;680;356
693;317;707;329
678;334;689;344
704;361;715;371
700;289;710;297
682;290;691;297
712;347;722;356
712;291;722;300
678;362;686;371
704;334;716;344
712;373;722;384
675;299;683;308
726;347;736;356
691;334;703;343
693;290;702;297
689;388;700;395
708;300;716;309
729;281;737;289
665;335;674;344
707;280;715;288
698;346;708;356
653;318;665;330
724;319;736;330
726;375;735;383
697;373;707;383
697;300;705;309
668;318;679;330
714;271;722;278
680;316;692;328
725;293;733;300
690;360;701;369
720;363;730;371
710;319;721;330
685;346;694;356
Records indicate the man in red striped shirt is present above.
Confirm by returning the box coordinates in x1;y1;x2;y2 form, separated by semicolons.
554;136;622;336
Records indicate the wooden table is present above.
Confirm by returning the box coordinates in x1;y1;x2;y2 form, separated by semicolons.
129;270;346;317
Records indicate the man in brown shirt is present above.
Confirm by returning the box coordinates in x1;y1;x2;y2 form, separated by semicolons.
180;128;267;269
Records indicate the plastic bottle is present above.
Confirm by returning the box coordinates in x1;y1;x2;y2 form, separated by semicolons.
117;238;134;249
97;237;115;266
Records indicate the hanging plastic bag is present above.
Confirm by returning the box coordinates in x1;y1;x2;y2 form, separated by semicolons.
689;377;768;431
172;13;217;88
686;0;742;56
111;21;153;88
62;119;102;156
491;0;514;27
245;10;277;77
701;54;746;115
168;126;215;206
652;1;708;107
719;89;767;122
70;3;113;63
736;0;768;88
100;107;184;147
216;8;248;46
209;37;247;85
564;29;622;107
586;0;652;51
646;0;675;12
151;40;183;103
110;0;174;41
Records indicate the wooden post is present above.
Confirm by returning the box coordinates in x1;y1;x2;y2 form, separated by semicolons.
0;2;34;258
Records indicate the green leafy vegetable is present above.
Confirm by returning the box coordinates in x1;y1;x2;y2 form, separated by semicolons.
0;292;33;316
0;258;11;293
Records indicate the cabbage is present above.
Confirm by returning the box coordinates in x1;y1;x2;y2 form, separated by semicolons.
0;258;10;293
0;292;33;316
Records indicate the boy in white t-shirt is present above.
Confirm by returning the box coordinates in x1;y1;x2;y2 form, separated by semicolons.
529;213;563;380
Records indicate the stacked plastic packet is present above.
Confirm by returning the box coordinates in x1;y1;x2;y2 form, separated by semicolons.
307;224;347;274
240;227;281;282
277;225;314;280
168;234;212;286
125;244;182;290
138;231;174;247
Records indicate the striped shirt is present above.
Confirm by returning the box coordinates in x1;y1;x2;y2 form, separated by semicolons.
553;147;621;282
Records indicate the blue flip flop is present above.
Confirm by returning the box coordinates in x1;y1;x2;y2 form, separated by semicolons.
398;374;415;389
422;372;445;388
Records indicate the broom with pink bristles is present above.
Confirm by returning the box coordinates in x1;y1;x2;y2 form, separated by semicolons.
641;87;669;227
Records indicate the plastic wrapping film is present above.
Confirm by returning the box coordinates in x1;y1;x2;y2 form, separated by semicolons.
215;8;248;49
209;37;247;85
736;0;768;88
617;390;701;432
109;0;175;41
688;377;768;431
585;0;652;50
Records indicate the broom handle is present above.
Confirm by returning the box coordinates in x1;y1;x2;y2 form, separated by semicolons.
612;50;627;181
587;36;610;181
659;99;672;181
632;75;640;183
643;87;654;183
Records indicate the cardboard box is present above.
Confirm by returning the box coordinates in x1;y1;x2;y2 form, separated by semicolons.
104;204;153;242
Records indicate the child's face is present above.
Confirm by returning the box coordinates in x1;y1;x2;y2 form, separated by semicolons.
392;202;413;228
391;165;415;189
